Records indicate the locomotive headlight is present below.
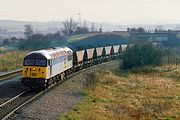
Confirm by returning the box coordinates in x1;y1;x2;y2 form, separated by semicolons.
33;68;36;71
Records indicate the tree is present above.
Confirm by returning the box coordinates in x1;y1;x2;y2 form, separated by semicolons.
75;27;89;34
137;27;146;33
90;23;95;32
24;24;33;40
75;21;89;34
62;18;77;36
122;42;164;69
2;38;10;45
127;27;146;33
19;34;50;50
18;32;67;50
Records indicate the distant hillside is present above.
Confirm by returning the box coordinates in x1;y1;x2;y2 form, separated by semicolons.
0;20;63;33
1;20;180;39
68;33;129;50
0;20;121;33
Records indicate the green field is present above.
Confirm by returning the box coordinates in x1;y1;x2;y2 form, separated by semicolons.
68;33;99;43
59;63;180;120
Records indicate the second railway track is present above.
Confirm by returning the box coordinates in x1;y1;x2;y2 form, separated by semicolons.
0;69;22;81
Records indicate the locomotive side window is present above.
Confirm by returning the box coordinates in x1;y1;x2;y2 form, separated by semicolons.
35;59;47;67
24;59;34;66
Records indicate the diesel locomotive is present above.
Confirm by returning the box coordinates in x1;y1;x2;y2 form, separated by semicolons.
22;45;127;90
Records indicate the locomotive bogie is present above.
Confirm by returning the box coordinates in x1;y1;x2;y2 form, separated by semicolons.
22;78;47;90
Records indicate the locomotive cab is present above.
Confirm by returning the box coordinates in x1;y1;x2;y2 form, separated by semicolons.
22;53;49;89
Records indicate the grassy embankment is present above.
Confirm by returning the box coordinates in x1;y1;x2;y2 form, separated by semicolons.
59;62;180;120
67;33;128;50
68;33;98;43
0;51;28;72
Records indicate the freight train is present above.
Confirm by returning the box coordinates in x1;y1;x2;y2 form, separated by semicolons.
22;45;128;90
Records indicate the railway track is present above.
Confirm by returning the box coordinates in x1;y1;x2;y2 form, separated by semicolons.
0;89;41;120
0;60;115;120
0;69;22;81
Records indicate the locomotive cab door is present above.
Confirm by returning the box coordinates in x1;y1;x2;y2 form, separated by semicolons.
48;60;52;78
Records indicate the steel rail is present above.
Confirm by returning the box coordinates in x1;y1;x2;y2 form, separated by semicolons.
0;69;22;81
2;91;43;120
0;89;29;108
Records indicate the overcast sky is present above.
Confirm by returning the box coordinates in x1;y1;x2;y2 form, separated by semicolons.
0;0;180;23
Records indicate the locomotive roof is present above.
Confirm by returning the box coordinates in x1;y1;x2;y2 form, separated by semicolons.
26;47;73;59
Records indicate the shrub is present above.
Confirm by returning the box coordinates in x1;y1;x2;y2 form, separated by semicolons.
18;33;67;50
122;42;164;69
0;47;7;53
84;73;98;91
19;34;50;50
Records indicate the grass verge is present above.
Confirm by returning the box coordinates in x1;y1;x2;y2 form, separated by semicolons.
59;64;180;120
0;51;28;72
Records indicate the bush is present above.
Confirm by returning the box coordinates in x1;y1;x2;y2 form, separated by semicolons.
19;34;50;50
130;66;158;74
122;42;164;69
19;33;67;50
0;47;7;53
84;73;98;91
